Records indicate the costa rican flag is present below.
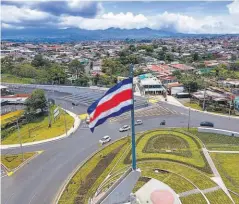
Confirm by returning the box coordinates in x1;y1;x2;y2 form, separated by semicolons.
87;78;133;132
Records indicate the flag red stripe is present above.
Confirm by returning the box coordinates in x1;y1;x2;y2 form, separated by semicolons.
90;89;132;122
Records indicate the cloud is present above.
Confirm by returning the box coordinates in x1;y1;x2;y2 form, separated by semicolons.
1;23;24;29
59;12;148;30
1;1;239;34
227;0;239;15
1;0;103;17
58;10;239;34
1;5;54;23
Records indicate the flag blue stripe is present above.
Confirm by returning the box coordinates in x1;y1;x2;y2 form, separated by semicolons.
90;104;133;132
87;78;132;115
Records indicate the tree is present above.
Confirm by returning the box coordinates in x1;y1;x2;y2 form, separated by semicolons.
231;54;237;61
90;61;93;70
129;44;136;52
69;59;85;78
74;75;89;87
157;51;165;61
31;54;48;67
1;56;14;73
93;73;100;85
162;46;167;52
25;89;47;114
48;64;67;84
172;70;182;79
165;53;174;62
193;53;199;61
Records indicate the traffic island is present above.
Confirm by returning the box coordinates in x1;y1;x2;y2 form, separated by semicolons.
1;108;76;146
57;128;237;204
1;151;43;176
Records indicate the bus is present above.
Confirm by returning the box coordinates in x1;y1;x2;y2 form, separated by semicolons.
176;92;190;98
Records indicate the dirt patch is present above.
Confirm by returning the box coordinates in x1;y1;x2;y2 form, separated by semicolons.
74;145;123;204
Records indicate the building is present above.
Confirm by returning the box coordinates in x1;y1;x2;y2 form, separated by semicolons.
138;74;165;95
169;64;195;72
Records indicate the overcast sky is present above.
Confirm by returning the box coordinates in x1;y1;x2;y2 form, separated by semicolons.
1;1;239;34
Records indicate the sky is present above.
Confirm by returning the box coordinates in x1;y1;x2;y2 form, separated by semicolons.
1;0;239;34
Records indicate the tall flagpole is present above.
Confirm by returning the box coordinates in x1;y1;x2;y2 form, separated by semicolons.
130;64;137;170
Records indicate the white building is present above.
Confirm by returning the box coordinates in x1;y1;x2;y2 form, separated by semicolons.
139;77;165;95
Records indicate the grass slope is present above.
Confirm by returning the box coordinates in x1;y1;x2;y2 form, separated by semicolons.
1;110;24;127
191;130;239;151
211;153;239;194
1;74;33;84
2;109;74;144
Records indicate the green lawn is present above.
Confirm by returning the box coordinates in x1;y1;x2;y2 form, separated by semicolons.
231;193;239;204
180;194;207;204
1;74;33;84
205;189;233;204
211;153;239;194
184;102;202;111
1;110;24;128
59;129;221;204
1;152;36;170
58;138;130;204
191;131;239;151
135;130;207;171
1;109;74;144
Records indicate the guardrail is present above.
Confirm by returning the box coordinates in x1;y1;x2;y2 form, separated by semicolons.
198;127;239;137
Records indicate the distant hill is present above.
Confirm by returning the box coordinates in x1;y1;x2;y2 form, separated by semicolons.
1;27;228;43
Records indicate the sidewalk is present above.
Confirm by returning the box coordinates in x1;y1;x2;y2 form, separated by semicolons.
0;109;81;149
154;95;239;120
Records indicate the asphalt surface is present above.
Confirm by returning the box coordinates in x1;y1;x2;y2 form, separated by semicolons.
1;87;239;204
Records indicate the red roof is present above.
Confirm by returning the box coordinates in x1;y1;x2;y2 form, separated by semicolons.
1;94;30;98
170;64;195;71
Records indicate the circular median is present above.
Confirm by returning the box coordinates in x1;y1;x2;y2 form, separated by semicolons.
58;128;238;204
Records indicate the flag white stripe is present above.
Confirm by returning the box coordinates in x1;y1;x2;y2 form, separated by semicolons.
89;99;132;129
89;83;132;118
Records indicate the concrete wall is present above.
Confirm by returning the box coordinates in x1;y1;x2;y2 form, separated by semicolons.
198;127;239;137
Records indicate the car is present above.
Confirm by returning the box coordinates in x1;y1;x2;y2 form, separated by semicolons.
200;121;214;127
135;120;143;126
160;120;166;125
85;116;90;124
119;125;131;132
99;136;111;145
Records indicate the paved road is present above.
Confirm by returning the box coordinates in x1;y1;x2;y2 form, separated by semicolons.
2;87;239;204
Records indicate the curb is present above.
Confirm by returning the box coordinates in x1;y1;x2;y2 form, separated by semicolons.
52;135;131;204
1;109;81;149
1;150;43;178
160;100;239;119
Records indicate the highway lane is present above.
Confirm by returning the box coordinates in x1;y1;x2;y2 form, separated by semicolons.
2;87;239;204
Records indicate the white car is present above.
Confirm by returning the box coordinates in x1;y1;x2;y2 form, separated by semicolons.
119;125;131;132
135;120;143;126
99;136;111;145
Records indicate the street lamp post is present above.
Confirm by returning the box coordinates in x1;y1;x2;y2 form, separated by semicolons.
16;118;24;161
187;107;191;131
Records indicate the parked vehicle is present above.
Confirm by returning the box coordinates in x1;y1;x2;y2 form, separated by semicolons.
135;120;143;126
160;120;166;125
200;121;214;127
119;125;131;132
99;136;111;145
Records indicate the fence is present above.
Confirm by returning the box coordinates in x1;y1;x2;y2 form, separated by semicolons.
198;127;239;137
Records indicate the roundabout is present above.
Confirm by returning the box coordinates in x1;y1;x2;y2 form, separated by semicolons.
58;128;238;204
1;84;239;204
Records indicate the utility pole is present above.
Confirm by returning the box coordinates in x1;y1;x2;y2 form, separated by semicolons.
203;81;207;111
48;102;52;128
16;119;24;161
187;107;191;131
63;104;68;136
